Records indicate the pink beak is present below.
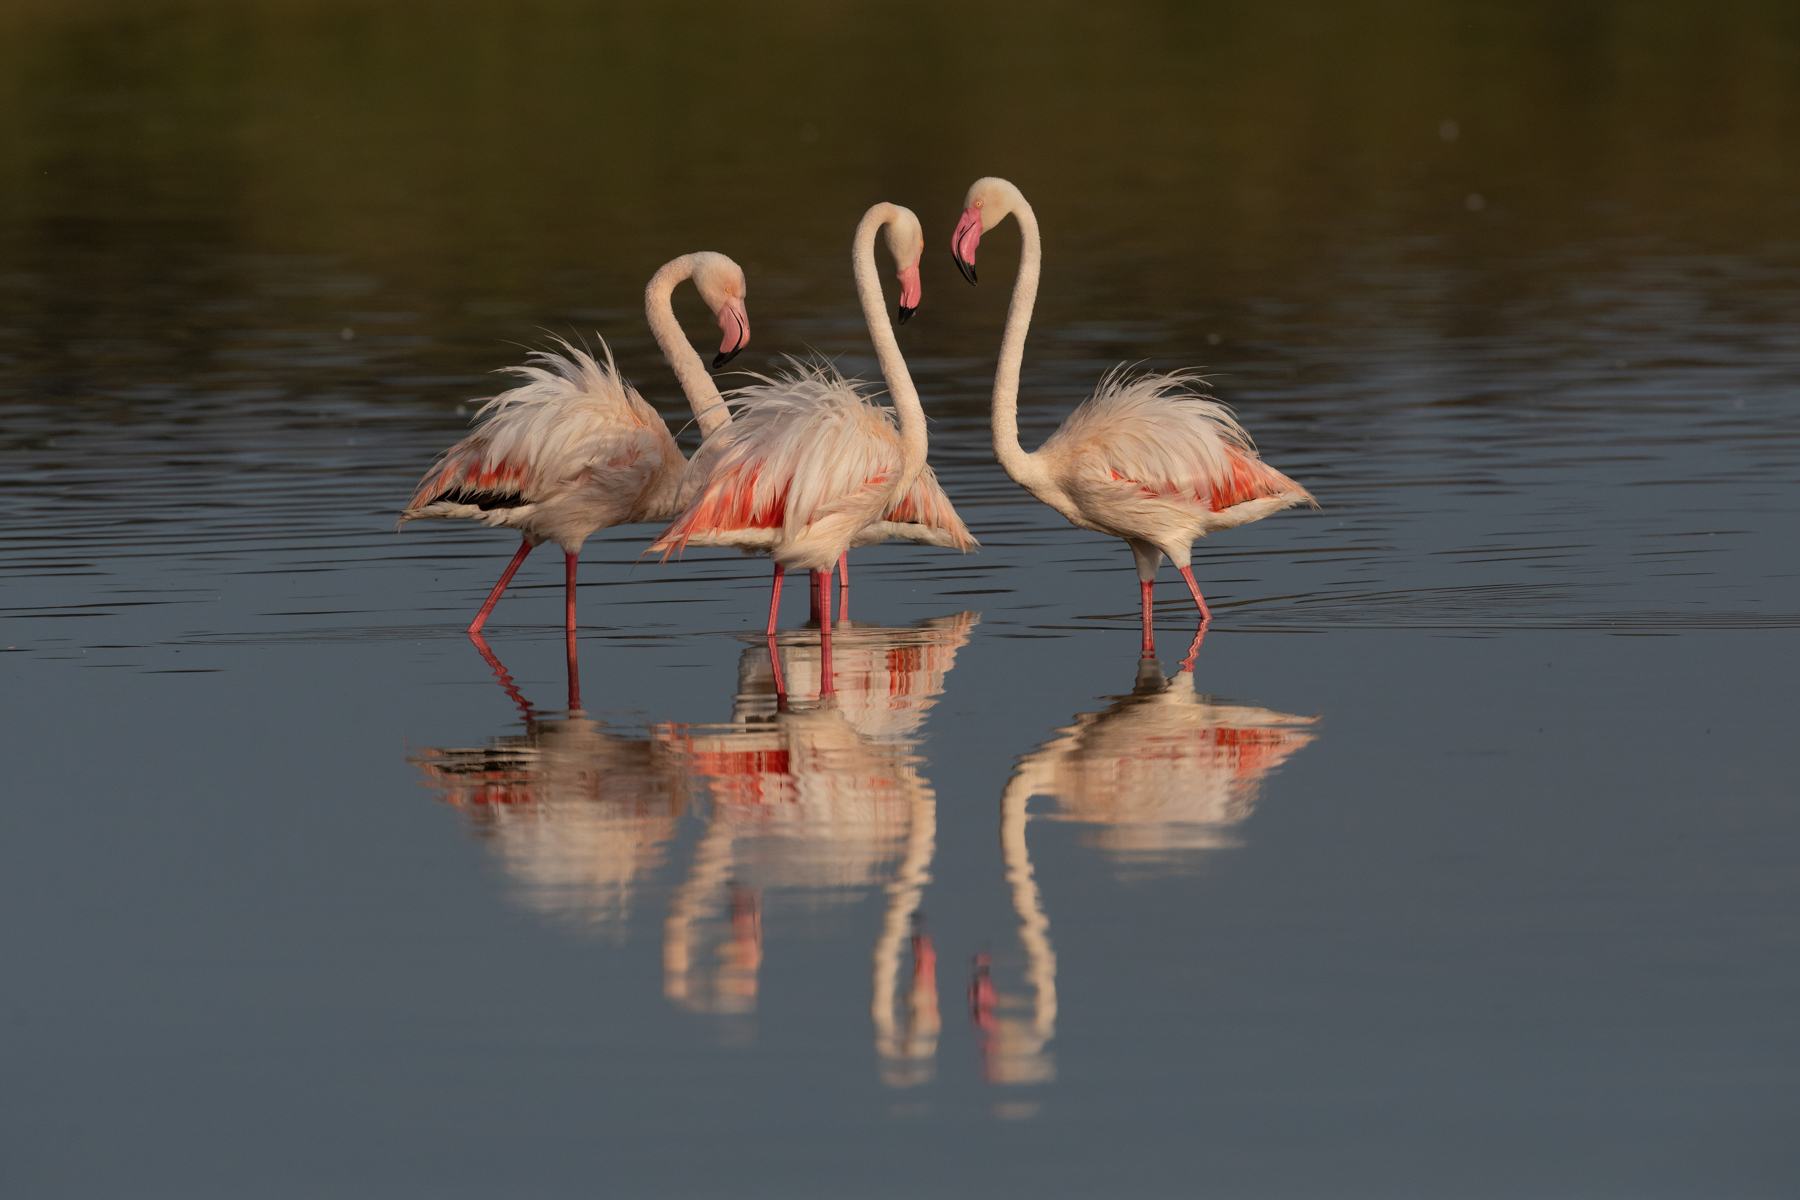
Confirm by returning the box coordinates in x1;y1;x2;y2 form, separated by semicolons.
896;263;922;325
713;298;750;370
951;206;982;284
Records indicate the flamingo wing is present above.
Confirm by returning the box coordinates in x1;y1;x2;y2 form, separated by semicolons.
651;360;904;557
871;465;978;551
402;338;678;524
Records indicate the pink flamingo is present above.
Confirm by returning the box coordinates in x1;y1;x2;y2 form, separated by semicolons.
651;203;973;691
951;177;1314;654
399;252;751;649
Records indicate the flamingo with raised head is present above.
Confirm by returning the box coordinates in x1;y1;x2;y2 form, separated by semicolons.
400;252;753;651
652;203;972;692
950;177;1313;653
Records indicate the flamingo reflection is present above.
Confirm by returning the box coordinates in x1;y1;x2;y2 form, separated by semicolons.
411;615;975;1086
654;614;974;1085
410;635;689;931
976;633;1318;1088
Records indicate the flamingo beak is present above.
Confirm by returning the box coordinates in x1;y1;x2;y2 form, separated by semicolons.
712;298;750;370
951;206;982;285
896;263;922;325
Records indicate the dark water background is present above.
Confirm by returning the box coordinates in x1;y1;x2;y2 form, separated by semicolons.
4;2;1799;1196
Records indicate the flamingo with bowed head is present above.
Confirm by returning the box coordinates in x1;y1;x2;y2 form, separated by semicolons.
651;203;973;690
399;252;751;647
951;177;1314;654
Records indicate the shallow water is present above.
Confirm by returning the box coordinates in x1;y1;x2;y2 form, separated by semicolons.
5;2;1800;1196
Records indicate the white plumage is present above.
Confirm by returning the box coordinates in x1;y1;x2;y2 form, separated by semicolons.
400;251;754;638
654;359;975;569
953;176;1313;647
650;203;967;663
400;338;683;553
1044;367;1313;546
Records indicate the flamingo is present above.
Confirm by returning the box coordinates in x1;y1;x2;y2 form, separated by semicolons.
950;177;1314;653
651;203;973;692
399;251;752;653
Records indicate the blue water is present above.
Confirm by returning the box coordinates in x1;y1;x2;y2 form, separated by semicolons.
5;2;1800;1196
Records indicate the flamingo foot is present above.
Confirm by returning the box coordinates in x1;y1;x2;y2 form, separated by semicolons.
1178;566;1214;625
467;537;533;635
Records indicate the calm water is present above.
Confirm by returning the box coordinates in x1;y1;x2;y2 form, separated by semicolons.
5;2;1800;1196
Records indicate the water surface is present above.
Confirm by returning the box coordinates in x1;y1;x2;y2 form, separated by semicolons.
4;2;1799;1196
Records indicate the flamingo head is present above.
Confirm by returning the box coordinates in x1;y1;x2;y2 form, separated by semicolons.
691;251;750;370
951;176;1019;286
883;205;926;325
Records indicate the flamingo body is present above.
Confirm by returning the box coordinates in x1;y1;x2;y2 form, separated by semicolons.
1029;368;1312;570
653;361;974;571
401;340;684;553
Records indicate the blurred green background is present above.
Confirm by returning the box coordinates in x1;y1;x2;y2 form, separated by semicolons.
4;0;1797;401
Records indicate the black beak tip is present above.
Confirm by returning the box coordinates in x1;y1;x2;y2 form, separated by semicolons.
952;252;978;286
711;347;742;371
897;305;916;325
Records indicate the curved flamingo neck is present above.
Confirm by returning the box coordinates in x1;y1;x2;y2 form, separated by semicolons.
990;189;1046;489
1000;768;1059;1050
645;255;730;440
853;204;928;493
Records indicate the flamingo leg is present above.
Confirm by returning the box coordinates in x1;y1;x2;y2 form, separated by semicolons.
467;537;534;635
808;568;826;625
564;551;582;711
765;563;786;637
1139;579;1156;658
837;552;850;623
1178;566;1213;625
814;567;835;698
564;551;580;634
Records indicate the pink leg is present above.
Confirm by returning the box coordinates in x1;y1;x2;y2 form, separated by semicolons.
765;562;786;637
564;551;582;711
837;552;850;623
808;568;826;625
814;568;835;698
468;537;534;635
1178;566;1213;624
564;552;579;635
1139;579;1156;658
